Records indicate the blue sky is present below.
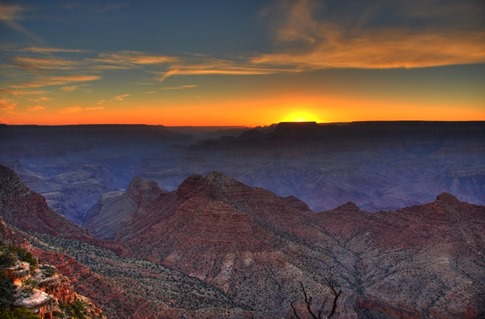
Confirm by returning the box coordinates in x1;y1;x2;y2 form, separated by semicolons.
1;0;484;125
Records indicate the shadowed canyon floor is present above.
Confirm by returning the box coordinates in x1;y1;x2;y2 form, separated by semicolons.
1;121;484;223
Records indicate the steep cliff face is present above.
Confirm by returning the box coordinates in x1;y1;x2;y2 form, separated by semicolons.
0;165;87;238
85;172;485;318
84;177;170;240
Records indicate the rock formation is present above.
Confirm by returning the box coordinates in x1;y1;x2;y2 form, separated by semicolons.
85;172;485;318
1;162;484;318
0;220;105;319
0;166;256;318
0;165;87;238
0;166;157;318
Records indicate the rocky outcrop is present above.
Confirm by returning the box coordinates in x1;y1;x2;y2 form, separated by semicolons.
0;235;105;319
86;173;322;313
127;176;166;203
0;165;87;238
0;171;150;318
85;172;485;319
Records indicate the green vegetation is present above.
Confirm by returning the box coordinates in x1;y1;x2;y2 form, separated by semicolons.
59;300;87;319
0;243;18;310
34;234;239;312
0;241;102;319
39;265;56;278
0;308;40;319
0;243;37;269
0;248;16;269
0;273;15;309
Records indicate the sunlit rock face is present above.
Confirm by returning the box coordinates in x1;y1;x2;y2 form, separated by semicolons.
0;224;105;319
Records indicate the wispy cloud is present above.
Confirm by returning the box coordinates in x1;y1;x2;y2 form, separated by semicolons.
60;106;82;114
5;46;293;94
253;29;485;69
28;96;50;103
168;68;275;76
162;84;198;90
27;105;45;112
0;99;16;111
61;85;78;92
19;46;88;54
255;0;485;69
113;93;130;101
60;105;103;113
85;106;104;111
0;3;42;42
96;51;179;68
14;56;79;70
0;89;47;96
158;66;288;82
157;57;292;82
53;75;101;83
11;75;101;88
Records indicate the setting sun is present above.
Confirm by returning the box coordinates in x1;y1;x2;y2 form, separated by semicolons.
0;1;483;127
282;111;322;123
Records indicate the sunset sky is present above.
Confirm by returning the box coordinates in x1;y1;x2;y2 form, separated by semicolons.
1;0;484;126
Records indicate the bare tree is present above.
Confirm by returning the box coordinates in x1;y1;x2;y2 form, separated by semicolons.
291;277;342;319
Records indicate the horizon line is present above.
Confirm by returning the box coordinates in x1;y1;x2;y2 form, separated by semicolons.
1;119;485;128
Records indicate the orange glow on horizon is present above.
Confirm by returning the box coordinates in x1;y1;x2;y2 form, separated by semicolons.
1;94;484;126
281;110;323;123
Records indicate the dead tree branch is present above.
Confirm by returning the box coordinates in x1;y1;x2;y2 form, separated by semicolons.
291;278;342;319
300;281;320;319
324;277;342;319
291;301;302;319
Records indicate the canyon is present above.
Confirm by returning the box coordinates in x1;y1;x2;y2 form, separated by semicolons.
0;121;484;318
1;164;484;318
1;121;484;224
